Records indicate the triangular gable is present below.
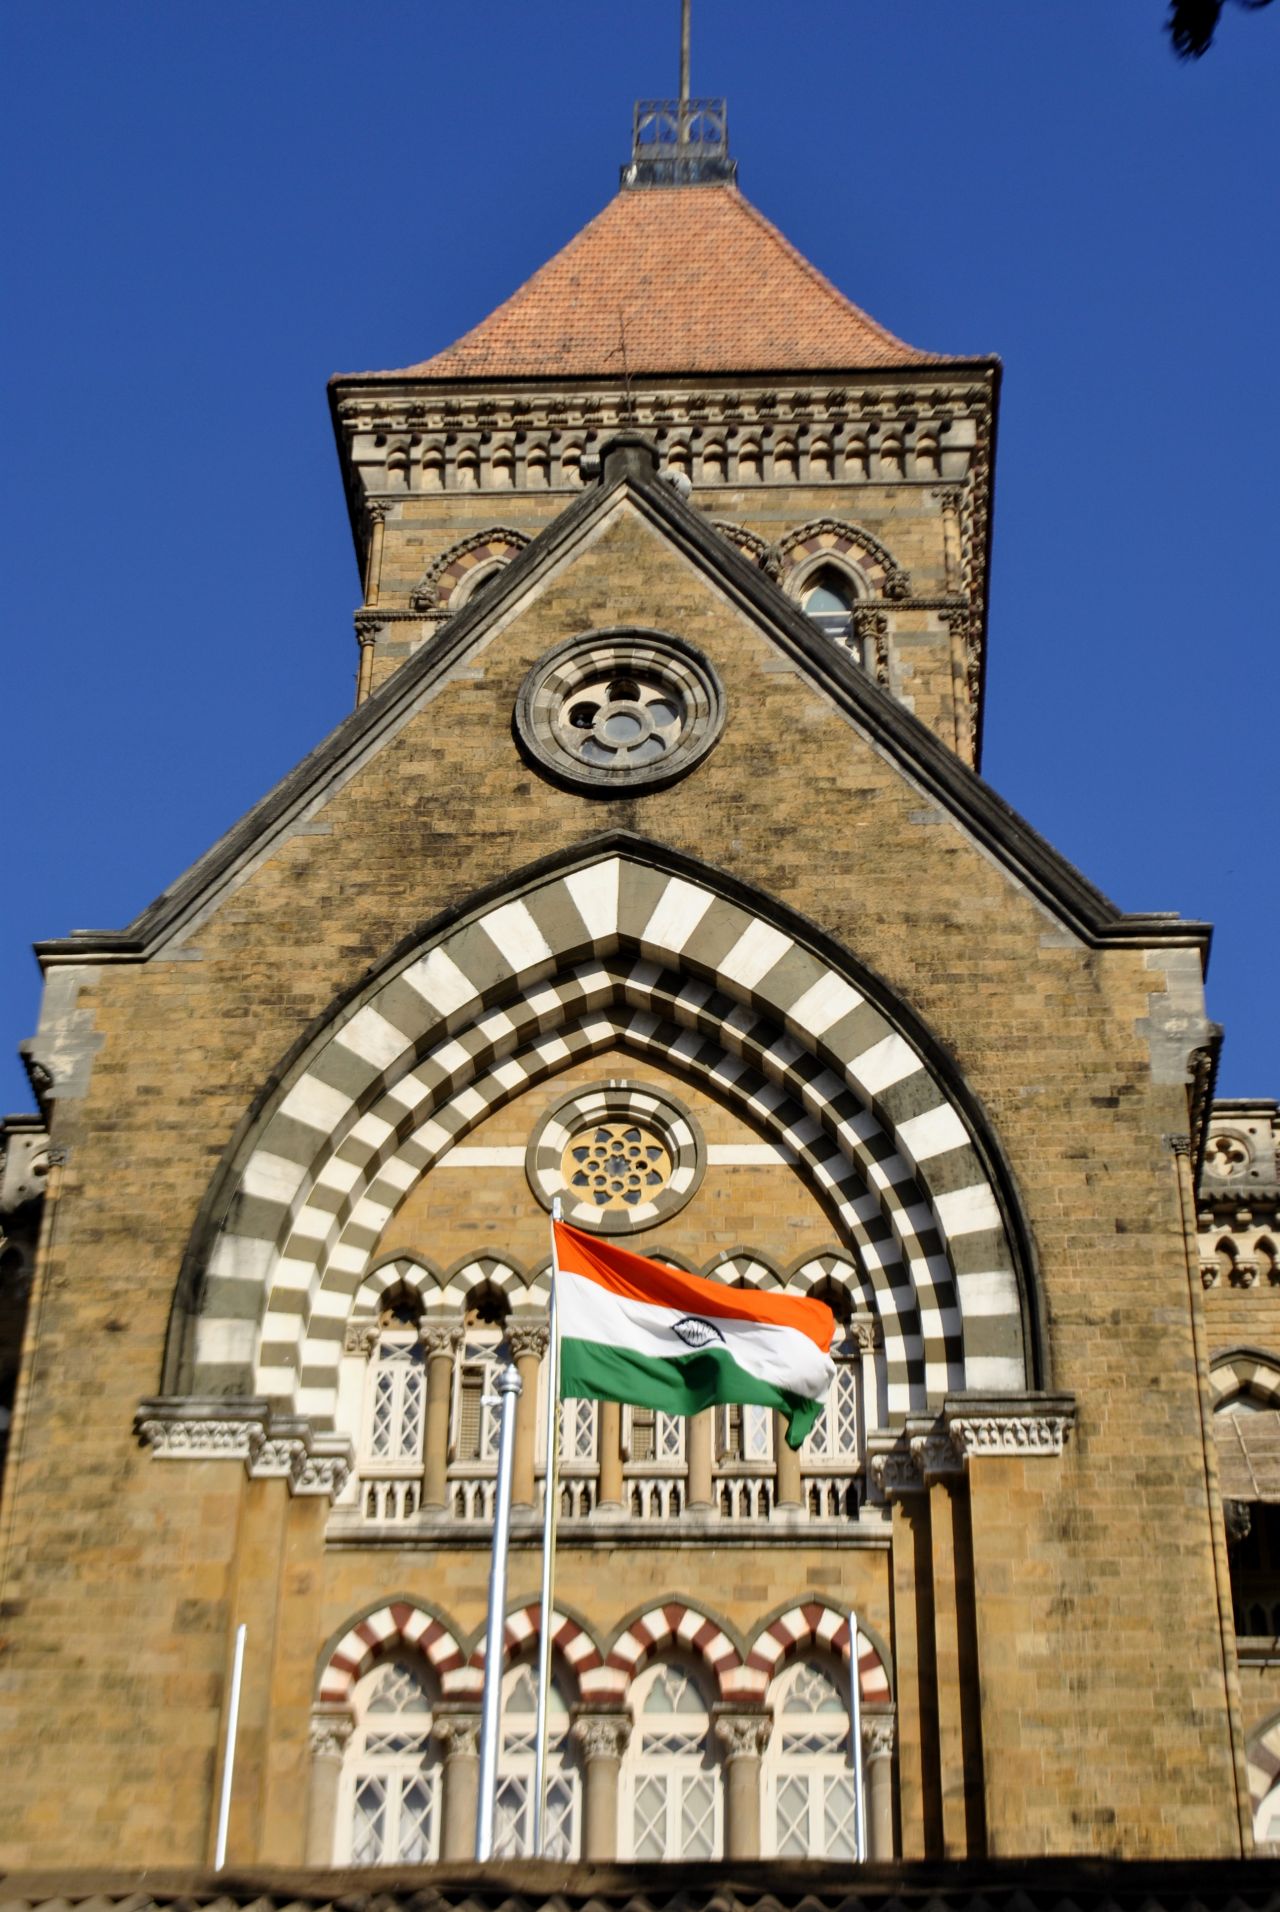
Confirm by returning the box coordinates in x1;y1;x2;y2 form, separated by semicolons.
36;460;1210;965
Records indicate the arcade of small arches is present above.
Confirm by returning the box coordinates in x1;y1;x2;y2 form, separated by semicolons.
331;1245;879;1531
304;1596;897;1866
407;516;910;653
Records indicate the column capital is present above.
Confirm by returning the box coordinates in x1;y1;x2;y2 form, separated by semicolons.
433;1707;482;1756
570;1710;632;1761
506;1322;549;1361
309;1706;354;1760
344;1319;379;1358
713;1708;771;1761
419;1322;463;1358
862;1709;896;1760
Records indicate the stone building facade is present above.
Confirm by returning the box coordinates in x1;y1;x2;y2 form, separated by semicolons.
2;107;1278;1871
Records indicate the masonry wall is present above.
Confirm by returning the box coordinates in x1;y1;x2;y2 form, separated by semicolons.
0;502;1242;1863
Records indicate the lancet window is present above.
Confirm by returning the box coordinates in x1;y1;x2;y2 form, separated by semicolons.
622;1660;722;1860
763;1659;857;1860
337;1659;440;1865
493;1664;580;1859
800;565;861;661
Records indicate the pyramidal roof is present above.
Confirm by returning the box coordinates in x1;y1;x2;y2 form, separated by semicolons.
359;183;950;382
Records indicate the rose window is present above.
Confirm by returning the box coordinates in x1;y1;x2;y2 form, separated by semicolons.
562;1120;672;1212
514;630;725;792
556;675;684;770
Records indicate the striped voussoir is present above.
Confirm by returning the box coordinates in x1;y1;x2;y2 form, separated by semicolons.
742;1603;891;1705
706;1249;782;1289
789;1250;879;1312
777;518;904;596
349;1254;546;1323
249;993;959;1421
468;1605;605;1684
191;854;1026;1420
1247;1711;1280;1822
412;527;528;610
1209;1348;1280;1410
586;1602;741;1705
317;1602;467;1705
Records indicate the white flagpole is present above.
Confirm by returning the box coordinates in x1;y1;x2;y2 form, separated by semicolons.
849;1608;866;1862
533;1196;564;1857
475;1363;522;1861
213;1621;247;1871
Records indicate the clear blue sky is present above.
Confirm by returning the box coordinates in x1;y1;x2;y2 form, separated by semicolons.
2;0;1276;1116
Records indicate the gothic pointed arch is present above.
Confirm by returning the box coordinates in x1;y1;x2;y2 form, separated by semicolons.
777;518;909;600
408;526;529;611
165;838;1042;1422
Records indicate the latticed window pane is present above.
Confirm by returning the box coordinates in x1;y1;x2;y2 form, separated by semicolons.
658;1411;684;1458
633;1774;667;1858
822;1773;857;1858
366;1341;426;1465
563;1397;597;1459
804;1361;858;1458
494;1664;578;1859
544;1772;575;1859
493;1774;529;1859
774;1773;810;1856
680;1774;717;1857
352;1775;388;1864
397;1773;437;1861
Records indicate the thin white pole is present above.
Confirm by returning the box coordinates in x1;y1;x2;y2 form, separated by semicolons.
848;1609;866;1863
213;1621;247;1872
533;1196;564;1856
475;1364;523;1862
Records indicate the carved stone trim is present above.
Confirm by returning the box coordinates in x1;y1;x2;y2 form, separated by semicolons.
570;1711;632;1761
409;526;529;612
713;1709;772;1760
853;607;891;687
868;1394;1076;1495
135;1397;353;1503
434;1709;483;1757
506;1322;550;1361
420;1323;463;1359
309;1707;355;1760
344;1320;380;1358
863;1710;896;1760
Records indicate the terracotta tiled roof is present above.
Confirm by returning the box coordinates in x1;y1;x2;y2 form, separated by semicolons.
361;185;949;381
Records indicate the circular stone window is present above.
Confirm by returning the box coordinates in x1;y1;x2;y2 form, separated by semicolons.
526;1084;706;1234
514;629;726;793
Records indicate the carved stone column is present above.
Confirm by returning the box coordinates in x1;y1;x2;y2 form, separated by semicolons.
774;1412;802;1509
420;1324;461;1512
688;1407;714;1512
571;1711;631;1859
306;1708;353;1863
597;1400;624;1509
863;1711;896;1859
713;1710;770;1858
435;1708;482;1859
363;498;388;607
506;1321;547;1512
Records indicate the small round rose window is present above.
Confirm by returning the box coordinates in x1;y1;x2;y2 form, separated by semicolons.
515;630;725;793
561;1120;672;1212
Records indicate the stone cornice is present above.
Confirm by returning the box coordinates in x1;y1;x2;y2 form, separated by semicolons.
135;1397;353;1502
868;1394;1077;1498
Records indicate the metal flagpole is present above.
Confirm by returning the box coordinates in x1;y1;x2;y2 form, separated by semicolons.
848;1608;866;1863
213;1621;247;1871
533;1196;564;1856
475;1363;522;1862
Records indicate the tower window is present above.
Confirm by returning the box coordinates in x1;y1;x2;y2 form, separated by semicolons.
800;567;863;666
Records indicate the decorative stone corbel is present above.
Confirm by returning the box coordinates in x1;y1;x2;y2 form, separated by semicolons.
308;1706;355;1761
867;1394;1076;1497
570;1712;632;1762
505;1322;550;1362
344;1318;380;1358
134;1397;354;1502
712;1710;772;1761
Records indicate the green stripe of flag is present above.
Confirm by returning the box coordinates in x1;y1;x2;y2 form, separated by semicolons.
560;1337;823;1449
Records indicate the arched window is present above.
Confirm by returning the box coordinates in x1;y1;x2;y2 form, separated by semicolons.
453;1325;504;1464
338;1658;440;1864
422;446;444;491
491;444;515;488
364;1328;425;1468
493;1663;581;1859
701;442;726;482
763;1658;857;1859
737;440;761;482
800;566;863;664
456;446;479;490
623;1660;722;1859
526;444;550;488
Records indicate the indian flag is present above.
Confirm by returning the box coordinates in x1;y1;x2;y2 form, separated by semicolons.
553;1221;836;1448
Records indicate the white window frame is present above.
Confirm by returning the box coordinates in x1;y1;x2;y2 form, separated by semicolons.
360;1332;426;1474
761;1658;859;1860
335;1660;441;1866
492;1663;581;1860
620;1660;723;1861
